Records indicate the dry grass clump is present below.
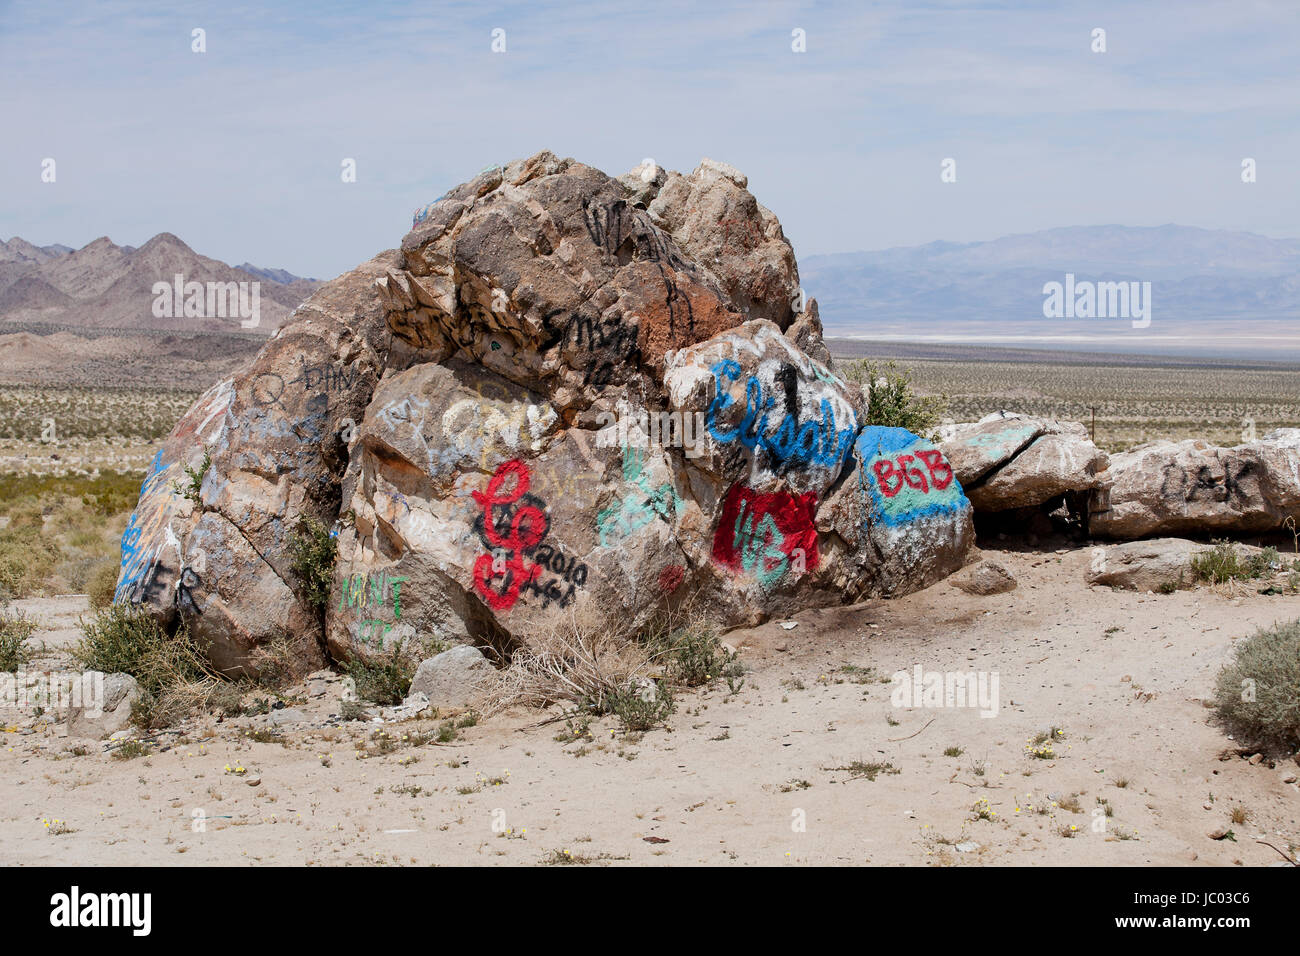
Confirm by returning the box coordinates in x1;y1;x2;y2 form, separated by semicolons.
487;598;740;733
486;609;656;716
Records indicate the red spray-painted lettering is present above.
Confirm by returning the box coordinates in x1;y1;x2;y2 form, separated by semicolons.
711;484;819;589
871;449;954;498
472;459;548;611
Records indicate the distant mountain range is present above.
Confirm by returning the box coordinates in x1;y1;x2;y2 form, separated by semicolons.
0;234;321;334
801;225;1300;348
4;223;1298;388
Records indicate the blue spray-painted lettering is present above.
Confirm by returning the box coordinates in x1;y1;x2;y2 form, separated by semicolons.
115;449;172;601
706;359;855;469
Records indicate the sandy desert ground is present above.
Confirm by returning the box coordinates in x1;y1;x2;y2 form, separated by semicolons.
3;540;1298;867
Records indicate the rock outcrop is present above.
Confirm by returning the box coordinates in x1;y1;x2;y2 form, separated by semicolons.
1080;537;1259;591
950;560;1017;595
938;413;1109;513
116;152;974;676
66;672;141;740
1090;430;1300;539
409;645;494;711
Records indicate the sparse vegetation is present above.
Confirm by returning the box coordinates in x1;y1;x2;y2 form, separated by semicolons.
842;359;947;439
111;740;152;761
833;760;900;781
0;605;37;671
0;386;198;443
0;470;140;600
288;517;337;610
829;347;1300;453
345;640;416;705
1026;727;1065;759
1192;540;1275;585
1212;618;1300;754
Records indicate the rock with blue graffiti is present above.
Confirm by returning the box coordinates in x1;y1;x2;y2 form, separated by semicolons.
819;425;976;599
664;320;861;498
937;413;1108;512
110;252;399;678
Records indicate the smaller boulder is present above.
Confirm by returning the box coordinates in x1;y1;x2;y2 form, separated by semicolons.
1085;538;1260;591
66;672;141;740
950;561;1017;595
409;645;494;711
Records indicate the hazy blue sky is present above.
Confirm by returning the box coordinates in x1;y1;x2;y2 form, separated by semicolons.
2;0;1297;278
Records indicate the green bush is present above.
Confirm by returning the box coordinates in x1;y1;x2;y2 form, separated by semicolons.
1212;618;1300;754
73;604;210;698
646;616;737;689
288;517;337;610
346;640;415;705
1191;540;1275;584
172;451;210;505
841;359;947;439
607;680;675;732
0;608;37;671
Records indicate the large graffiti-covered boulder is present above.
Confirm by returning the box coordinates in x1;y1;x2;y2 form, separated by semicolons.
115;152;974;676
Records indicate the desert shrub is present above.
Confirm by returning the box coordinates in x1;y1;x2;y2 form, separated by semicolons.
1192;540;1274;584
0;608;37;671
288;517;337;610
606;681;675;732
645;615;736;688
1212;619;1300;755
172;451;210;505
0;525;63;600
74;604;214;697
76;605;221;730
86;560;120;608
841;359;947;439
345;640;415;705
